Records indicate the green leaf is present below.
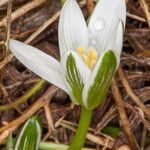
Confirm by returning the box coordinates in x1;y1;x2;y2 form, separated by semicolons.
14;116;42;150
84;50;117;109
6;133;13;150
102;126;121;139
66;54;84;104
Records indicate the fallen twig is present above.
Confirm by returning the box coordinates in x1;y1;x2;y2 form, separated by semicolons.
111;78;139;150
44;100;55;133
0;0;46;27
140;0;150;28
126;12;146;22
4;0;12;58
0;0;9;7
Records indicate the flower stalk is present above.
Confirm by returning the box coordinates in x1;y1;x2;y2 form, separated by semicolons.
69;106;92;150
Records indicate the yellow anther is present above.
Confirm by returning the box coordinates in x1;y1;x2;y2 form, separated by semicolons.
76;47;98;70
87;48;98;60
77;47;85;55
83;55;90;68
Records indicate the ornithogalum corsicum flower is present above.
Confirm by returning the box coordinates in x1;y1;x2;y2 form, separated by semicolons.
9;0;126;149
9;0;126;110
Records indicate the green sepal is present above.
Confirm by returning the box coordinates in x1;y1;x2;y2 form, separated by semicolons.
66;54;84;104
6;133;13;150
14;116;42;150
85;50;117;109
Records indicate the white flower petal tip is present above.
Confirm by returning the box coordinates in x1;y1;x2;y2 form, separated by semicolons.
9;39;68;93
59;0;88;57
88;0;126;54
82;50;117;110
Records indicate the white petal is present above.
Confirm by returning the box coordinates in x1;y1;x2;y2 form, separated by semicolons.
114;20;124;63
59;0;89;57
88;0;126;55
94;20;124;68
104;20;124;64
9;39;68;93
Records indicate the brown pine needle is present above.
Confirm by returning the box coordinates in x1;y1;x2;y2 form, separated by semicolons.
140;0;150;28
111;78;139;150
0;0;9;7
44;101;55;133
3;0;12;60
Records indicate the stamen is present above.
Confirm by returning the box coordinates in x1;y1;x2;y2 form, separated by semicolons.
83;55;90;67
87;48;97;60
77;47;85;56
77;47;98;70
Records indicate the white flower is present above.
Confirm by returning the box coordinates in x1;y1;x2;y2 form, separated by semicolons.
9;0;126;109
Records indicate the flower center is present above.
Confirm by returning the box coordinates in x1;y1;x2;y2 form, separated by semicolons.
77;47;98;70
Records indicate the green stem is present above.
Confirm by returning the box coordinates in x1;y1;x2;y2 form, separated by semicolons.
69;106;92;150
